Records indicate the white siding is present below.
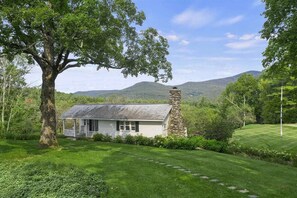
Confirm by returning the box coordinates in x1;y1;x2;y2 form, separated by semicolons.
67;119;168;138
98;120;117;137
162;115;170;136
137;121;164;138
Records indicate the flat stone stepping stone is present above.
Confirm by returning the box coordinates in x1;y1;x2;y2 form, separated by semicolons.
173;166;181;169
166;164;172;167
191;173;201;176
184;170;192;173
248;195;258;198
159;162;166;165
200;176;209;179
238;189;249;193
210;179;219;182
178;168;186;171
219;183;225;186
227;186;237;190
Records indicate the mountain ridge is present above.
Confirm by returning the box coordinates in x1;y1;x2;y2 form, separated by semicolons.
74;70;261;100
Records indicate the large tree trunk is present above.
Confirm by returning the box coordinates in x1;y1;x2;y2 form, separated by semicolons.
39;67;58;147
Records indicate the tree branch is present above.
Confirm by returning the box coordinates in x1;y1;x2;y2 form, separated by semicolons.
55;47;65;69
58;63;81;74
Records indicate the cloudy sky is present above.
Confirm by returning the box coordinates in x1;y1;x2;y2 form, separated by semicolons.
25;0;267;93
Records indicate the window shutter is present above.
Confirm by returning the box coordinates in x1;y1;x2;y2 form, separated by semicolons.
136;121;139;132
116;121;120;131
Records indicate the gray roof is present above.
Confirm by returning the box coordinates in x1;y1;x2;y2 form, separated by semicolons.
61;104;172;121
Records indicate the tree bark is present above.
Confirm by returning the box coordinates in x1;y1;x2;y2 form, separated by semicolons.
39;66;58;147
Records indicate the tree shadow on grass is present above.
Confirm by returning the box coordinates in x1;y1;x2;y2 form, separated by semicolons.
0;139;48;156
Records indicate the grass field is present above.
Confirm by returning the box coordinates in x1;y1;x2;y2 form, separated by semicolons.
232;124;297;154
1;138;297;197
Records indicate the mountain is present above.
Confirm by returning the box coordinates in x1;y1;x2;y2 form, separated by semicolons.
73;70;261;100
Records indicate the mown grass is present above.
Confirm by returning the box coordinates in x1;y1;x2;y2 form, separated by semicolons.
1;138;297;197
232;124;297;154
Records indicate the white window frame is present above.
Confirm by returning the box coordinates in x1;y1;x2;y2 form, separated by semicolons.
119;121;136;132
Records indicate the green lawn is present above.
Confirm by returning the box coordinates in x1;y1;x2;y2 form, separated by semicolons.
232;124;297;154
1;139;297;197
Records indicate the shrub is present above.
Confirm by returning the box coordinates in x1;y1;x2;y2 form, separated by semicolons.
1;131;39;140
201;139;228;152
124;134;135;144
134;135;153;146
162;136;197;150
153;135;166;147
226;143;294;165
102;134;112;142
0;162;108;198
113;135;123;143
93;133;104;141
203;117;235;141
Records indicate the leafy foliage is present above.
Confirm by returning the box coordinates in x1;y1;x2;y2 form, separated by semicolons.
261;0;297;78
0;162;108;198
221;74;259;124
203;117;236;141
227;143;297;166
259;74;297;123
92;134;227;152
182;99;236;140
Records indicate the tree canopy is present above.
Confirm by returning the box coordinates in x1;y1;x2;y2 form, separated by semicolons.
0;0;172;147
0;0;172;80
261;0;297;78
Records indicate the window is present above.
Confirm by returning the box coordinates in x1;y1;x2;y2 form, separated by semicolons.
131;121;136;131
89;120;99;131
117;121;139;132
125;121;130;130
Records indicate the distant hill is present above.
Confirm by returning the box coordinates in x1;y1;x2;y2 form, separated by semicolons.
74;70;261;100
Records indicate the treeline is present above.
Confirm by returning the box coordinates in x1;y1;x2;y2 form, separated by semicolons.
183;72;297;137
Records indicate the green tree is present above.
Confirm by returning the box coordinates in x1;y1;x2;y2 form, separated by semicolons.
261;0;297;77
0;57;29;136
259;74;297;124
0;0;172;147
221;74;260;125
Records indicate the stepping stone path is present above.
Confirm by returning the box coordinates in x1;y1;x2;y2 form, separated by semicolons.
248;195;258;198
121;152;258;197
228;186;237;190
238;189;249;194
210;179;219;183
191;173;200;176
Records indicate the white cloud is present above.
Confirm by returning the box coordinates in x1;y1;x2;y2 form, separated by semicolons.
253;0;263;7
172;9;215;28
225;40;260;49
166;34;180;41
225;33;266;49
164;33;190;45
225;32;237;39
216;15;244;26
239;34;256;40
179;40;190;46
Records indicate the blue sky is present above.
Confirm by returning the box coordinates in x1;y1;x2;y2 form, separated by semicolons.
25;0;266;93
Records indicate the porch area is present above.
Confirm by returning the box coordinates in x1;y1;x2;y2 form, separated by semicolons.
62;119;98;138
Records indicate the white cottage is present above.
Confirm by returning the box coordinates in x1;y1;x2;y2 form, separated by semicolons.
61;88;186;138
61;104;171;138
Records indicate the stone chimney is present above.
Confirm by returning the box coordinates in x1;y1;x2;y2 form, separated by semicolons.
168;87;187;137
